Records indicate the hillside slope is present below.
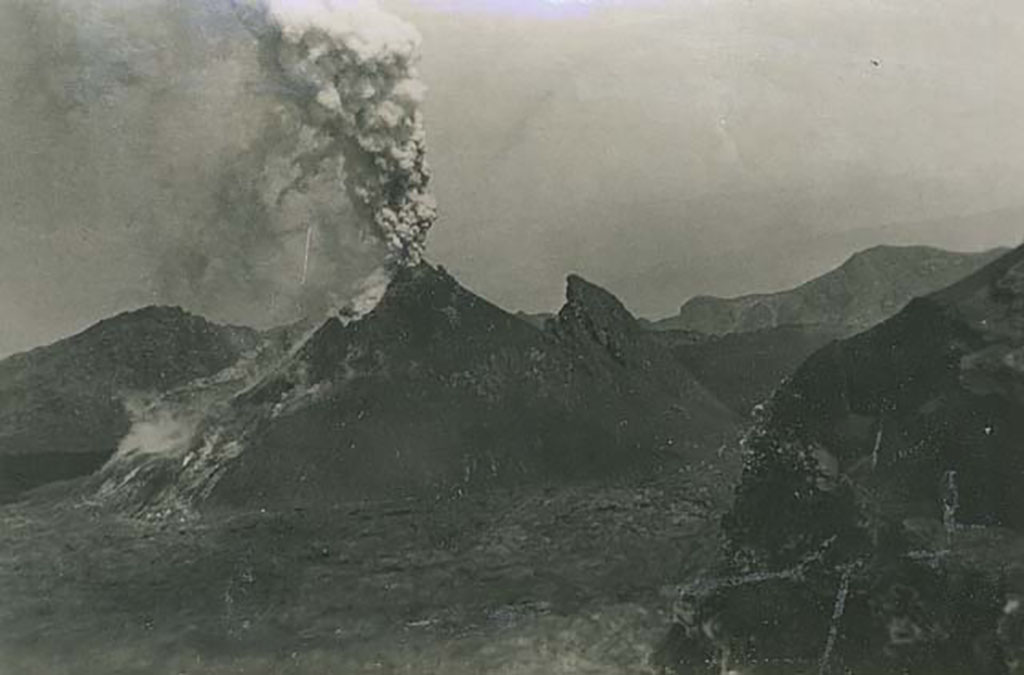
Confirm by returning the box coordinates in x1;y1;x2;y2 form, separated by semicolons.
0;307;257;501
653;244;1024;674
105;264;738;512
757;243;1024;529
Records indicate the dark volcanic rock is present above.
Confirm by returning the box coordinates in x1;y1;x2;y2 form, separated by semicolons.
552;275;729;404
134;264;738;511
763;244;1024;530
0;307;257;501
655;245;1024;674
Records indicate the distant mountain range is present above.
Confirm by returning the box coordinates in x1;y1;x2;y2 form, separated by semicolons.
650;246;1008;415
603;204;1024;322
655;245;1007;335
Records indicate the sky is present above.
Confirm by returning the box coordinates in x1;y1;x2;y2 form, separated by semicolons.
1;0;1023;356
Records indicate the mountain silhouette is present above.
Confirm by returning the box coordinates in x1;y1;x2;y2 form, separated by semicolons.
101;264;737;512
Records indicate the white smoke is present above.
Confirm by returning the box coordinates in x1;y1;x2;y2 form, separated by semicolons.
116;394;200;460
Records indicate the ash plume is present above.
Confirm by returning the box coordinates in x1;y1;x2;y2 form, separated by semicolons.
0;0;437;330
240;0;439;268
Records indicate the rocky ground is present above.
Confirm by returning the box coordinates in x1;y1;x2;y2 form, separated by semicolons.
0;466;729;675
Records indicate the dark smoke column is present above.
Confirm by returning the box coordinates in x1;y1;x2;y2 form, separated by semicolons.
243;0;438;276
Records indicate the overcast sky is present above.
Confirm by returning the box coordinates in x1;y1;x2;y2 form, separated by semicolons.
2;0;1023;356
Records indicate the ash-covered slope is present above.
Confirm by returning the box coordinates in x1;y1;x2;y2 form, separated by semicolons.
0;307;257;501
756;243;1024;529
656;245;1007;335
120;264;737;511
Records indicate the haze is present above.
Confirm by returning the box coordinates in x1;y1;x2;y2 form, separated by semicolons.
1;0;1022;357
